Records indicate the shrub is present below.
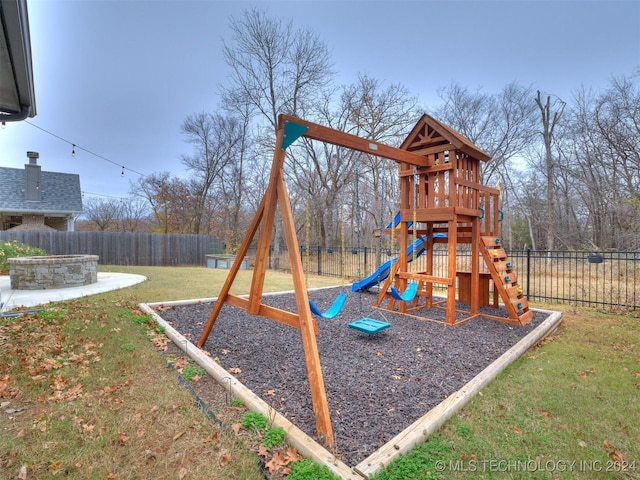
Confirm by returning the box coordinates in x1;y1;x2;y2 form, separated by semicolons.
241;411;268;432
262;426;286;449
0;240;47;273
287;458;340;480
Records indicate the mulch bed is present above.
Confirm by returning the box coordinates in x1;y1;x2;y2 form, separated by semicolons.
157;287;548;467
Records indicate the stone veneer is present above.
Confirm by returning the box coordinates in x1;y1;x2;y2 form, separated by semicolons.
8;255;98;290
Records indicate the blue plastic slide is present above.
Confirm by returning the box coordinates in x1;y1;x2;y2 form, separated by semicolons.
351;234;445;292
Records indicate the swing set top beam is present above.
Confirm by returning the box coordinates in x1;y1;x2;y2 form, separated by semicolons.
280;114;431;167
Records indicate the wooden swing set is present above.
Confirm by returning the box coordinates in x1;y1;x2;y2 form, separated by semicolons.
196;113;532;448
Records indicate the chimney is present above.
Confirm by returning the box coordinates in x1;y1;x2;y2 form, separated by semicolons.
25;151;42;201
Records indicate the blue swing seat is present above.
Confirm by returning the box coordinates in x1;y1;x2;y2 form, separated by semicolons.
309;291;347;319
389;282;419;302
348;318;391;335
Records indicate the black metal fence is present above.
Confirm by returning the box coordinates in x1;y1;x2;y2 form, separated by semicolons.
265;245;640;311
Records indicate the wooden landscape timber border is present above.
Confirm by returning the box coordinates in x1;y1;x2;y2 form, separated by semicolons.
139;292;562;479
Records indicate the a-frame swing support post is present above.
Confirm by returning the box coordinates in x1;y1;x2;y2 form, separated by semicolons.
197;116;334;447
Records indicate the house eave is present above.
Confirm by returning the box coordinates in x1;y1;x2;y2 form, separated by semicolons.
0;209;82;216
0;0;37;120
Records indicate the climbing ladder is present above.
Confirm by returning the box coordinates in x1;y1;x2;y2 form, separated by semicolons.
480;236;533;325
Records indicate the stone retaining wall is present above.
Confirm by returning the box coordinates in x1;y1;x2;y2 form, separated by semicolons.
8;255;99;290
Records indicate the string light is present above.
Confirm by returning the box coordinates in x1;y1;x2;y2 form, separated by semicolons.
1;121;5;129
23;120;147;178
82;190;125;200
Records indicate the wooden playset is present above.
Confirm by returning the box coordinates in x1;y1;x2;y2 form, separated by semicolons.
373;114;533;326
196;113;531;448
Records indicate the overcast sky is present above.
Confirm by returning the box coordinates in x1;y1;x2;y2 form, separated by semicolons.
1;0;638;199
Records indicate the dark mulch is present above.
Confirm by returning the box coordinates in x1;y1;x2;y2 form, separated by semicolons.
158;287;548;467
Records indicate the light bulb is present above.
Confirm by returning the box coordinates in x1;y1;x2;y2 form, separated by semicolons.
71;145;76;157
121;166;125;177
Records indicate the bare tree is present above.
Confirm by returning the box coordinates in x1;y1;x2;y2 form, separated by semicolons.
220;7;334;266
82;197;122;231
119;197;151;232
220;7;334;129
181;112;242;234
134;172;195;234
561;72;640;250
431;81;537;185
535;90;565;253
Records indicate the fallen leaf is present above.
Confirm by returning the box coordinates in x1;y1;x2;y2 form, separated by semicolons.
0;375;9;393
228;367;242;374
512;425;523;435
265;389;276;396
265;456;281;474
610;450;626;465
257;445;269;458
603;439;614;451
231;423;242;435
118;433;130;445
578;440;588;448
18;464;27;480
102;385;119;394
178;467;188;479
284;447;300;464
48;460;62;474
173;431;186;441
541;410;550;418
219;450;233;465
265;450;287;474
174;357;189;372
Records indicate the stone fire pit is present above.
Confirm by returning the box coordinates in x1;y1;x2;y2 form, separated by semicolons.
8;255;99;290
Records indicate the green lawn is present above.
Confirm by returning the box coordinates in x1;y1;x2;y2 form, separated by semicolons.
371;306;640;480
2;266;638;480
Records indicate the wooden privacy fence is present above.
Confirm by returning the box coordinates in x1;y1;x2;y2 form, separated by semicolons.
0;231;214;266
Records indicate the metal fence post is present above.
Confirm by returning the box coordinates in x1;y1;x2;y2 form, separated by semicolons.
526;248;531;299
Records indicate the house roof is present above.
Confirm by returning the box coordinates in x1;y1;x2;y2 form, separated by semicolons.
0;166;83;215
401;113;491;162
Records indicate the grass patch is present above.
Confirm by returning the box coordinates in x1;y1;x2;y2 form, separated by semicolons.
3;266;637;479
98;265;340;303
371;306;640;480
0;298;264;479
